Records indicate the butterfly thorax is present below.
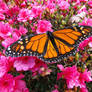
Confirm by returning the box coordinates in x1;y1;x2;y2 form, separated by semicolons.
46;31;54;39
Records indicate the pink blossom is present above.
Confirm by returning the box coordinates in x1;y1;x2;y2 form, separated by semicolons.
18;26;28;35
2;32;20;48
80;0;88;2
88;1;92;8
8;19;14;25
88;42;92;47
14;0;27;6
46;1;57;13
57;65;92;90
78;6;88;14
88;37;92;48
78;69;92;88
52;89;59;92
14;74;29;92
0;55;14;73
88;37;92;41
73;2;81;10
80;88;88;92
0;22;13;39
79;18;92;26
14;56;36;71
0;13;5;20
30;59;47;76
0;74;29;92
58;1;70;10
31;4;45;18
68;0;80;3
0;56;12;77
88;9;92;15
78;36;92;50
57;65;79;80
57;64;64;71
0;1;8;13
6;6;20;17
54;84;59;89
21;1;26;8
57;65;80;88
17;8;33;22
14;26;28;37
36;20;53;34
78;39;89;50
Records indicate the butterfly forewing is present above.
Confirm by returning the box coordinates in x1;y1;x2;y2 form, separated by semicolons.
53;29;82;45
6;33;47;57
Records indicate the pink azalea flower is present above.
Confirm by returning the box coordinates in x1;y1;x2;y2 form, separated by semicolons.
58;1;70;10
73;2;81;10
0;74;29;92
80;0;88;2
88;37;92;41
78;39;89;50
0;13;5;20
18;26;28;35
88;1;92;8
46;1;57;13
14;0;27;6
31;23;37;33
36;20;53;34
6;6;20;17
0;1;8;13
31;5;45;18
0;22;13;39
57;64;64;71
78;69;92;88
78;6;88;14
14;26;28;37
88;42;92;47
79;18;92;26
88;9;92;15
14;56;36;71
30;59;48;76
78;36;92;50
21;1;27;8
57;65;80;88
0;56;13;77
80;88;88;92
2;32;20;48
14;74;29;92
17;8;33;22
8;19;14;25
88;37;92;47
52;89;59;92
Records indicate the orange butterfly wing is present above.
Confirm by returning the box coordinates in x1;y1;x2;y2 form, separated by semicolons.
5;26;92;63
6;33;47;57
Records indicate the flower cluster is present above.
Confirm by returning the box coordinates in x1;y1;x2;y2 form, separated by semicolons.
0;0;92;92
57;65;92;92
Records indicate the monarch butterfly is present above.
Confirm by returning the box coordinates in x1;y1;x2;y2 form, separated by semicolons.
5;25;92;63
